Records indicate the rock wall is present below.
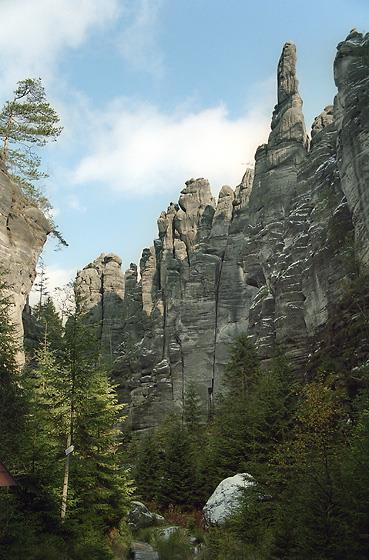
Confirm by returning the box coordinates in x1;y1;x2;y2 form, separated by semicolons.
76;31;369;430
0;160;50;358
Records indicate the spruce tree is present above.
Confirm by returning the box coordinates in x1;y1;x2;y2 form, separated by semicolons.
71;365;132;530
158;415;197;508
184;381;203;434
206;336;261;481
338;393;369;560
22;343;68;501
0;276;24;469
33;296;64;354
61;303;133;536
134;431;163;502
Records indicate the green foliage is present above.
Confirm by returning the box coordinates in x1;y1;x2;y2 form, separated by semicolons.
0;78;66;246
184;381;203;434
133;431;163;502
336;392;369;560
152;528;193;560
57;305;133;534
0;280;134;558
0;276;25;469
129;331;369;559
158;415;199;507
223;334;259;395
0;78;61;206
22;344;68;503
199;527;260;560
203;341;297;489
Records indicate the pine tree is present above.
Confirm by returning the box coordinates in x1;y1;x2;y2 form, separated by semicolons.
158;415;198;508
0;280;67;560
0;78;62;209
71;365;132;530
222;334;259;396
0;276;24;469
0;78;66;246
61;303;133;535
184;381;203;434
268;376;346;560
33;257;49;311
22;343;68;500
206;336;261;481
338;393;369;560
33;296;64;354
134;431;163;502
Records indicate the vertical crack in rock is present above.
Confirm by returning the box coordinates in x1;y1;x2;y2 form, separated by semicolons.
73;34;369;429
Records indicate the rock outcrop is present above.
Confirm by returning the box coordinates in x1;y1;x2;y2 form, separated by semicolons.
76;31;369;430
127;501;165;530
203;473;255;526
0;159;50;357
75;253;126;356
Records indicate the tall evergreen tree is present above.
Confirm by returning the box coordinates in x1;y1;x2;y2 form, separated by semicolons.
134;431;163;503
61;303;133;535
0;276;24;469
22;343;68;501
184;381;203;434
158;415;198;508
339;393;369;560
33;296;64;354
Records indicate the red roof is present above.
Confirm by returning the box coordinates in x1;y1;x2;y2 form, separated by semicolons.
0;461;16;487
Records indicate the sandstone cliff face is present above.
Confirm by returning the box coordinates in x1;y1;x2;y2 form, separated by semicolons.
0;160;50;355
76;31;369;430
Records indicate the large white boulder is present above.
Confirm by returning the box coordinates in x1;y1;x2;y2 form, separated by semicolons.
203;473;254;525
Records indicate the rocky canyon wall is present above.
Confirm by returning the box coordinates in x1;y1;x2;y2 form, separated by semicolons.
0;158;50;358
76;30;369;430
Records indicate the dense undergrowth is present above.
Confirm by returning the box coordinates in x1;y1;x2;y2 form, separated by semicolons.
2;265;369;559
126;269;369;560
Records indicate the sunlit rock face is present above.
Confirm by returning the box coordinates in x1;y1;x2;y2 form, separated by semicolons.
76;31;369;430
0;159;50;361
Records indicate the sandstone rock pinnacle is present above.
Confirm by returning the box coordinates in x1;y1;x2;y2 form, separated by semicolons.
74;32;369;431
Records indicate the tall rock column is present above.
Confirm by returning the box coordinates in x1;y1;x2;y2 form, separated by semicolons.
0;162;50;358
75;253;125;358
246;42;309;365
334;30;369;265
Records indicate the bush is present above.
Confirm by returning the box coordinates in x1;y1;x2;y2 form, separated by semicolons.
153;529;193;560
199;527;264;560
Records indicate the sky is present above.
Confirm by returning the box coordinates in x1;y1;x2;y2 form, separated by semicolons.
1;0;369;296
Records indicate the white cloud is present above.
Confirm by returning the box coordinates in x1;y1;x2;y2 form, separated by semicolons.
0;0;120;97
72;99;271;196
118;0;164;78
30;265;76;308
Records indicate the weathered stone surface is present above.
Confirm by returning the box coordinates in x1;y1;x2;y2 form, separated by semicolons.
130;541;159;560
75;253;125;357
0;160;50;359
334;30;369;265
127;501;165;530
76;33;369;430
203;473;254;526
